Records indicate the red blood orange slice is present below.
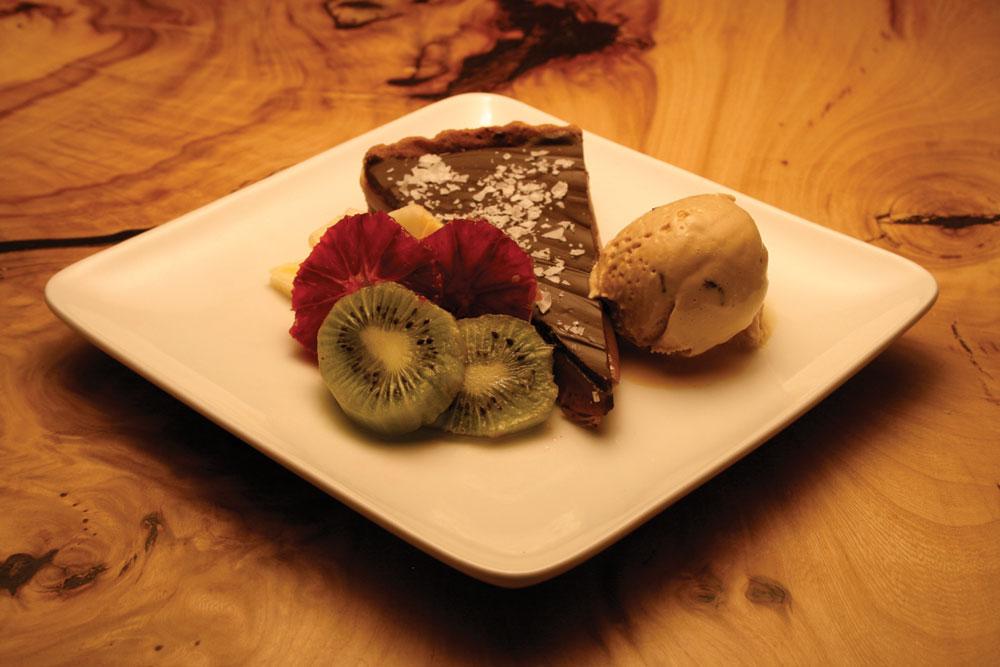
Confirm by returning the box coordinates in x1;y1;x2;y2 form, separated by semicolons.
421;219;537;320
290;212;441;353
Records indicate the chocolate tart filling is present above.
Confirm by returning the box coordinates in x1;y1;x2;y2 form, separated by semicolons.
362;122;618;426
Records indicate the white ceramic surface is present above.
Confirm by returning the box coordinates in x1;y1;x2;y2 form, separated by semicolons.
46;93;937;587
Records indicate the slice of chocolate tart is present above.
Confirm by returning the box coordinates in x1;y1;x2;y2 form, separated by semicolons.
361;122;619;426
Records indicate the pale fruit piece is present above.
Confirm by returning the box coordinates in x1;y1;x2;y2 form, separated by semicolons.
309;208;363;247
269;262;299;297
271;206;443;302
270;208;369;302
389;203;444;239
309;205;441;247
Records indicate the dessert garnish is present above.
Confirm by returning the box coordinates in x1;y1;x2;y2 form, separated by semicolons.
290;211;441;353
361;122;618;427
434;314;557;437
389;203;444;239
269;262;299;298
279;207;539;353
420;219;537;320
589;194;769;356
315;282;556;438
317;282;464;436
270;205;443;299
276;208;557;438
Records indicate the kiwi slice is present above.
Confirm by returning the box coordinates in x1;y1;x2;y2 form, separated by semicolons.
436;315;557;437
317;283;464;436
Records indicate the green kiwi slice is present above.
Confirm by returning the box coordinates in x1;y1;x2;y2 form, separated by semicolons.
317;283;464;436
436;314;557;438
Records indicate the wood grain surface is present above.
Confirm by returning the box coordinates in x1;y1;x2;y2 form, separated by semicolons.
2;0;999;663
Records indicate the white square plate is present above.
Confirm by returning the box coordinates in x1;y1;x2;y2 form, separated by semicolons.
46;93;937;587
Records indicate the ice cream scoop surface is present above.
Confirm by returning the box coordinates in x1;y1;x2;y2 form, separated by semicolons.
589;194;768;356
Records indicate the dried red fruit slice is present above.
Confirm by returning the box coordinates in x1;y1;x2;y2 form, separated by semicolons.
421;219;537;320
290;211;441;353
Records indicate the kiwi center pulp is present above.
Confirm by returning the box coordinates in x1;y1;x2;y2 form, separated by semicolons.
359;326;414;374
463;361;509;396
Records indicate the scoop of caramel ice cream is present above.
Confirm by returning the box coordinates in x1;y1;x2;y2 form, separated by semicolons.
589;194;768;356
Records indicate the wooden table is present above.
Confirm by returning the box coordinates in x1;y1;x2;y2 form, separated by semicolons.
3;1;998;663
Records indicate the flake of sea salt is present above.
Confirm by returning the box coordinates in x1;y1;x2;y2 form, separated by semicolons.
472;185;495;202
397;154;468;201
541;259;566;285
536;289;552;314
